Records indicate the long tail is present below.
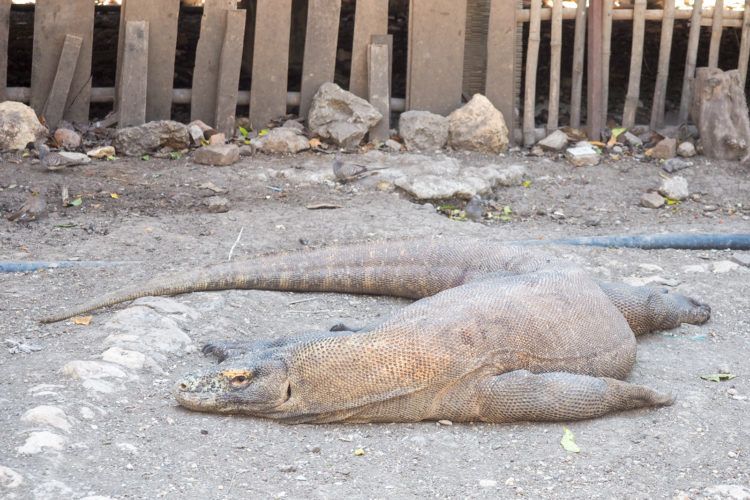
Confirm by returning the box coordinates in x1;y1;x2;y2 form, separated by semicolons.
521;233;750;251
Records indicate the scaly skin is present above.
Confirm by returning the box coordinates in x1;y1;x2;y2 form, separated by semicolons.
40;238;710;423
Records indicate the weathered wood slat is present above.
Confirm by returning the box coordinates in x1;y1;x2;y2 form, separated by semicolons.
191;0;237;125
517;6;743;24
679;0;703;123
407;0;467;115
116;0;180;121
708;0;724;68
650;0;675;129
586;0;603;138
738;0;750;88
43;35;83;129
299;0;342;119
215;10;246;137
569;0;587;129
367;40;390;143
623;0;646;129
546;0;562;133
30;0;94;123
249;0;292;130
0;0;9;102
523;0;541;146
486;0;518;143
117;21;149;127
601;0;613;126
350;0;388;98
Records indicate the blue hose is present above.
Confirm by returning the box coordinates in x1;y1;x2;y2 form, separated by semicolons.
0;261;138;273
521;233;750;250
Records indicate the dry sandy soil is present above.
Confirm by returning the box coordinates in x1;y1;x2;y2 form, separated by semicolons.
0;150;749;499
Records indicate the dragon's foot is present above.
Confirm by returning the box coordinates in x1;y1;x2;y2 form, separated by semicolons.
202;340;258;362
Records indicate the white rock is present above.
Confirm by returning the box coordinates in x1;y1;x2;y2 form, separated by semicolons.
659;176;689;201
495;164;528;187
308;82;382;149
677;141;697;158
682;264;707;273
638;263;664;272
447;94;509;153
565;146;600;167
479;479;498;488
131;296;200;322
623;275;680;287
58;151;92;164
712;260;740;273
101;347;147;371
731;254;750;267
0;101;47;150
17;431;66;455
257;127;310;154
0;466;23;489
398;110;449;151
116;442;138;455
538;129;568;151
62;360;128;380
703;484;750;500
79;407;95;420
385;139;402;152
32;480;73;499
104;306;193;355
82;379;119;394
21;405;72;433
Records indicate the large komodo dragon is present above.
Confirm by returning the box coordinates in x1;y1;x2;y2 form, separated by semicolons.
42;238;715;424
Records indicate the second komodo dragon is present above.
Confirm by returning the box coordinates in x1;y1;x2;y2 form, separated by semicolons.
42;238;711;424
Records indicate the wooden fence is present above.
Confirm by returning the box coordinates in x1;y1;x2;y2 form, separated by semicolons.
0;0;749;145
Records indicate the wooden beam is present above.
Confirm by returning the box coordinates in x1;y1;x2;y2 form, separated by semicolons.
738;0;750;88
569;0;587;129
486;0;518;143
349;0;388;98
601;0;613;126
708;0;723;68
117;21;149;127
679;0;702;123
546;0;562;133
406;0;467;115
650;0;675;129
249;0;292;130
523;0;541;146
116;0;180;121
622;0;646;129
215;10;246;138
367;39;390;143
299;0;342;119
0;0;9;102
42;35;83;129
586;0;603;138
191;0;236;125
30;0;93;123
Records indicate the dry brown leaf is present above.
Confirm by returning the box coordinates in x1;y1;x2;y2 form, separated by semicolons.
308;138;322;148
72;315;93;326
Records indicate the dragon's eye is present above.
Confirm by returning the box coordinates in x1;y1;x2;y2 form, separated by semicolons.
226;372;252;387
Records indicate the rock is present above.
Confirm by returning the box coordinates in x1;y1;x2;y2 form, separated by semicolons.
648;137;677;160
703;484;750;500
113;121;190;157
21;405;72;433
256;127;310;154
0;466;23;489
641;192;665;208
622;131;643;148
730;254;750;267
623;275;680;287
398;110;449;151
611;145;624;155
677;141;696;158
495;164;527;187
103;306;193;355
62;360;129;380
395;175;487;200
282;120;305;132
307;82;382;149
193;144;240;166
208;132;226;145
101;347;147;371
17;431;66;455
661;158;692;173
0;101;47;150
447;94;509;153
187;119;212;144
87;146;116;159
682;264;707;273
57;151;91;164
565;146;600;166
464;196;483;222
130;296;201;322
204;195;230;213
54;128;81;149
538;129;568;152
79;407;95;420
658;176;689;200
639;263;664;272
385;139;402;152
712;260;740;273
239;145;256;156
479;479;498;488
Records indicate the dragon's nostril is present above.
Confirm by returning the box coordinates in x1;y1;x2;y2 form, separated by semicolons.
179;383;188;391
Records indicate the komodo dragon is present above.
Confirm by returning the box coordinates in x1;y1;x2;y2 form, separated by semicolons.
41;238;713;424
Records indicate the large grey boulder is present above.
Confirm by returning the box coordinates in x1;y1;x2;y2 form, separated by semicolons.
307;82;382;149
113;121;190;157
256;127;310;154
0;101;47;151
398;110;449;151
447;94;509;153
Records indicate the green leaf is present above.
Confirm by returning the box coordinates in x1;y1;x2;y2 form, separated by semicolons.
169;151;182;160
106;155;117;161
560;427;580;453
503;205;512;215
244;139;252;145
666;198;680;206
70;197;82;207
141;154;150;161
239;126;249;138
522;180;532;188
258;128;270;137
700;373;736;382
611;127;627;140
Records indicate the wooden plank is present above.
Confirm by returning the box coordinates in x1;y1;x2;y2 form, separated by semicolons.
0;0;9;102
738;0;750;88
523;0;541;146
485;0;517;143
116;0;180;121
30;0;93;123
708;0;723;68
215;10;246;138
350;0;388;98
622;0;646;129
371;34;393;91
601;0;612;126
367;41;390;143
569;0;586;128
299;0;342;119
191;0;236;124
546;0;562;133
679;0;702;123
249;0;292;130
586;0;603;139
42;35;83;129
406;0;467;115
117;21;149;127
650;0;675;129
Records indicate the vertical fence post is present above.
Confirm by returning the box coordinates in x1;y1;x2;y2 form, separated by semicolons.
299;0;342;118
708;0;724;69
523;0;541;146
546;0;562;133
486;0;518;144
738;0;750;88
650;0;675;130
0;0;9;102
679;0;702;123
350;0;389;98
569;0;587;129
586;0;603;139
601;0;612;127
622;0;646;129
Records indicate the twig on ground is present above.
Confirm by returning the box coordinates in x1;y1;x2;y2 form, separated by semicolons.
227;227;244;262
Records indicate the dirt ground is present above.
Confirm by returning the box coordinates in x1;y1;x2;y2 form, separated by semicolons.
1;150;749;499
